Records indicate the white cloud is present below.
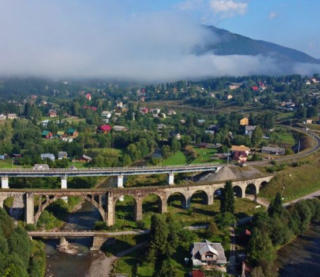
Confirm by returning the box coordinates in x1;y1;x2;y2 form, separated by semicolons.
268;11;278;20
0;0;316;82
209;0;247;18
175;0;203;10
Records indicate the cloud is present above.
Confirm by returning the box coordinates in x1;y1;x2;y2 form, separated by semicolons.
209;0;248;18
0;0;316;82
175;0;204;10
268;11;278;20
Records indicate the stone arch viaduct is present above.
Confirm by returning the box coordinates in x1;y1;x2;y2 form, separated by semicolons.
0;176;273;226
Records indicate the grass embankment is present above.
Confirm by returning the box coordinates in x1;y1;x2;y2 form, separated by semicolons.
113;194;263;229
260;161;320;202
162;150;187;166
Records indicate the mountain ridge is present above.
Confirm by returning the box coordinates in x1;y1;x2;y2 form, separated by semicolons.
199;25;320;65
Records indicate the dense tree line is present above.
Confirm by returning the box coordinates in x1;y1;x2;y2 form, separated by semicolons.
0;208;46;277
247;194;320;276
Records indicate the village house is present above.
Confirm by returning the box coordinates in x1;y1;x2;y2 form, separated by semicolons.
231;145;251;164
227;94;233;100
168;109;176;116
261;146;285;155
228;83;242;90
33;164;50;170
240;117;249;126
56;131;65;138
244;125;256;138
97;124;112;134
79;154;92;162
101;111;112;118
48;109;57;117
65;128;78;138
0;114;7;120
306;119;313;124
58;151;68;160
191;240;227;267
85;93;92;101
41;130;52;139
113;125;127;132
40;153;55;161
116;101;123;108
7;113;17;119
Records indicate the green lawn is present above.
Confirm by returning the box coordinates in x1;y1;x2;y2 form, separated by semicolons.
162;151;187;166
191;147;223;164
265;127;296;147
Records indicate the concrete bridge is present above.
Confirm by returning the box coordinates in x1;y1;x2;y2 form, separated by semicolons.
0;175;273;226
0;163;222;188
28;230;149;250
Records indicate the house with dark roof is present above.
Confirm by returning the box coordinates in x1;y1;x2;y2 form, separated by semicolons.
191;240;227;267
97;124;112;134
65;128;78;138
41;153;55;161
41;130;52;139
58;151;68;160
48;109;57;117
79;154;92;162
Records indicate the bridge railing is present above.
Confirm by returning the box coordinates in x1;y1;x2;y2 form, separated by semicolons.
0;162;221;174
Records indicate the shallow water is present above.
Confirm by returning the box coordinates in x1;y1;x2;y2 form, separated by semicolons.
39;201;107;277
276;225;320;277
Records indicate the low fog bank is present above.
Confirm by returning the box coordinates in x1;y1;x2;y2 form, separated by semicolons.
0;0;318;82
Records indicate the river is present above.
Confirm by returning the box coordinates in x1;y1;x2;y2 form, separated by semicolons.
40;201;109;277
276;224;320;277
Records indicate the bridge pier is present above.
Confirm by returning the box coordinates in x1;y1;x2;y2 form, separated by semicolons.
61;176;68;202
58;237;69;250
134;199;143;221
1;176;9;189
91;235;108;251
117;175;124;188
107;193;115;226
25;193;35;224
167;173;174;185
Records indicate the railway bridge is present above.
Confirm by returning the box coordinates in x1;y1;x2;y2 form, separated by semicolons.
0;175;273;226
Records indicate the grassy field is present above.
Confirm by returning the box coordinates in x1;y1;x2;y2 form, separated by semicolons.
162;151;187;166
270;127;296;145
259;160;320;202
191;147;223;164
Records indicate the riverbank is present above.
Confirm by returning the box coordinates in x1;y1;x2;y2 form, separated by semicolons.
275;224;320;277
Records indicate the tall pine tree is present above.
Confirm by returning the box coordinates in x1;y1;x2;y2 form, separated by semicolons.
220;180;235;214
268;192;283;217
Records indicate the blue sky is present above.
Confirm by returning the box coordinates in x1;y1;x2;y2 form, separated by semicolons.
0;0;319;81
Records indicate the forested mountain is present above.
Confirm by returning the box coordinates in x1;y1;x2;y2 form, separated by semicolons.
199;25;320;65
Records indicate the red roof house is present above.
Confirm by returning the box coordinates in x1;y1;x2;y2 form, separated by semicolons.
192;270;205;277
252;86;259;91
86;93;92;101
98;124;112;134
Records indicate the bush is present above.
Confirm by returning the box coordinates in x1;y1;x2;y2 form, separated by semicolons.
25;224;37;231
94;221;108;231
136;220;145;229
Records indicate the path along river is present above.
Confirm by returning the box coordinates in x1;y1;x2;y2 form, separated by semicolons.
276;224;320;277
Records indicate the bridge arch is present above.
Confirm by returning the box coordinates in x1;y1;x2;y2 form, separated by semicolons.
245;183;257;196
114;194;139;223
259;181;268;193
167;192;188;209
213;187;224;199
233;186;243;198
142;193;164;214
34;194;105;224
190;190;209;205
